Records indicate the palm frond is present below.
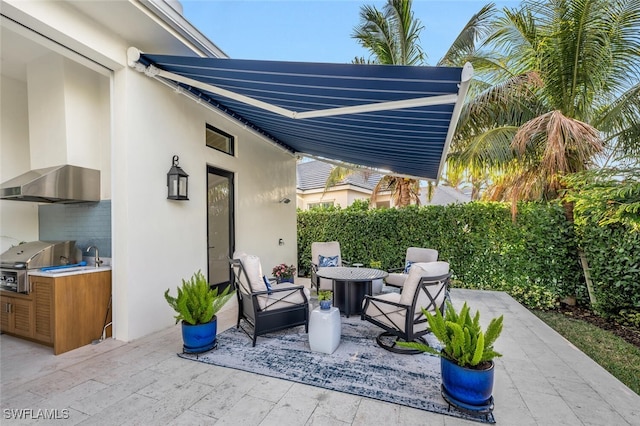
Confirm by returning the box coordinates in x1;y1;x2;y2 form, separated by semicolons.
352;0;425;65
386;0;426;65
450;126;519;171
324;166;354;192
513;110;603;175
595;82;640;157
438;3;497;66
457;71;544;136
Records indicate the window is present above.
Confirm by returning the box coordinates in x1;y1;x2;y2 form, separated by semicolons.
206;124;234;155
308;201;334;210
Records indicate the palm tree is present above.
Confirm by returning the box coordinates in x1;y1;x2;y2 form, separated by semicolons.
323;164;422;207
323;0;425;207
437;2;500;199
352;0;426;65
370;176;421;207
446;0;640;207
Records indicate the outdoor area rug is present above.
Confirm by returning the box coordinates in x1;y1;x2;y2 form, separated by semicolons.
178;315;496;424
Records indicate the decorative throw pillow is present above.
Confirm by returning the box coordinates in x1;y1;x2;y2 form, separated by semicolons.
404;260;414;274
319;255;339;267
263;275;273;293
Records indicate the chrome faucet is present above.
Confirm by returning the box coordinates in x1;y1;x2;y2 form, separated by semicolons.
86;246;103;268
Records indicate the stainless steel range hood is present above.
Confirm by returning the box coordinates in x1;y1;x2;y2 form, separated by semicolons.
0;165;100;203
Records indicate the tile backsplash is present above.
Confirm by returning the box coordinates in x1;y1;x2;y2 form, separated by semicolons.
39;200;111;257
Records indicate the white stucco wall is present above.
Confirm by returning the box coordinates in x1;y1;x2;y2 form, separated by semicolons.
112;68;297;340
0;75;39;250
297;185;392;210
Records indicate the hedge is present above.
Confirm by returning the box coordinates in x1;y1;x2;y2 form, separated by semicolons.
298;201;582;309
564;169;640;322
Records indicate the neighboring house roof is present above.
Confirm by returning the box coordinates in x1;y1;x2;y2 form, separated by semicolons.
297;160;471;206
297;160;382;192
423;184;471;205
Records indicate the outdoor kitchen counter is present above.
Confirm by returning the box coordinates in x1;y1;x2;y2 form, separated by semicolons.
1;269;112;355
28;266;112;278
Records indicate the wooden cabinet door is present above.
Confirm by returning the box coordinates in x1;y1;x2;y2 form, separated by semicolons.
0;295;34;338
11;298;34;338
0;295;10;332
32;278;54;343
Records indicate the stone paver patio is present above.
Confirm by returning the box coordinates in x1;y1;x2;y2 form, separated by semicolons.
1;286;639;425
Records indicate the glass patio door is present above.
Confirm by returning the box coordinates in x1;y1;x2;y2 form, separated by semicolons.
207;166;234;291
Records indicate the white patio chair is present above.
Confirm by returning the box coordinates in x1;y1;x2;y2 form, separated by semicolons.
362;261;450;354
310;241;350;292
385;247;438;290
230;253;310;346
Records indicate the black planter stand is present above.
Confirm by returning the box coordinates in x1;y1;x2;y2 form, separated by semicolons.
441;385;495;423
182;340;217;359
183;339;217;354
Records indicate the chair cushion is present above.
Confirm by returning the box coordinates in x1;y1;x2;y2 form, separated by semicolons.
319;255;339;267
412;261;450;277
406;247;438;263
404;260;414;274
241;254;267;293
362;292;407;331
258;284;309;311
364;292;401;310
312;242;342;291
311;242;342;266
399;261;449;306
232;252;250;294
385;273;408;287
399;265;428;305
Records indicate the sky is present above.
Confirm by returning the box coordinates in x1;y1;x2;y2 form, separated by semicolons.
181;0;520;65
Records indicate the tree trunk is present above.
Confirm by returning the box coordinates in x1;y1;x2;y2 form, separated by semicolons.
398;179;411;206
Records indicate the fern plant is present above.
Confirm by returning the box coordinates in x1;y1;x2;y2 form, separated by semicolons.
164;270;235;325
399;301;503;369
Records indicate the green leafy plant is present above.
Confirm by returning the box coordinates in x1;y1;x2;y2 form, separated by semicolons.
506;283;558;310
317;290;333;301
164;270;235;325
617;309;640;329
563;168;640;318
399;301;503;369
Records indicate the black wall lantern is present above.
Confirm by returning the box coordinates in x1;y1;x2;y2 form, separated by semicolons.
167;155;189;200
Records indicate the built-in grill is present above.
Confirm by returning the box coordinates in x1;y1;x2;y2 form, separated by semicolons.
0;241;77;293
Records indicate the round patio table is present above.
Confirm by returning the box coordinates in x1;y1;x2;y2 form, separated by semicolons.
316;267;388;317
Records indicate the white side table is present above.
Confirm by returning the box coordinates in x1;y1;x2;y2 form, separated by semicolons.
309;306;341;354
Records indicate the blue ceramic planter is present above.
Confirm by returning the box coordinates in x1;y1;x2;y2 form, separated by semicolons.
181;318;217;353
278;277;294;283
441;357;495;406
319;300;332;310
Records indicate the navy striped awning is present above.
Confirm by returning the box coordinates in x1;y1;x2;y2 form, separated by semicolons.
129;48;472;180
